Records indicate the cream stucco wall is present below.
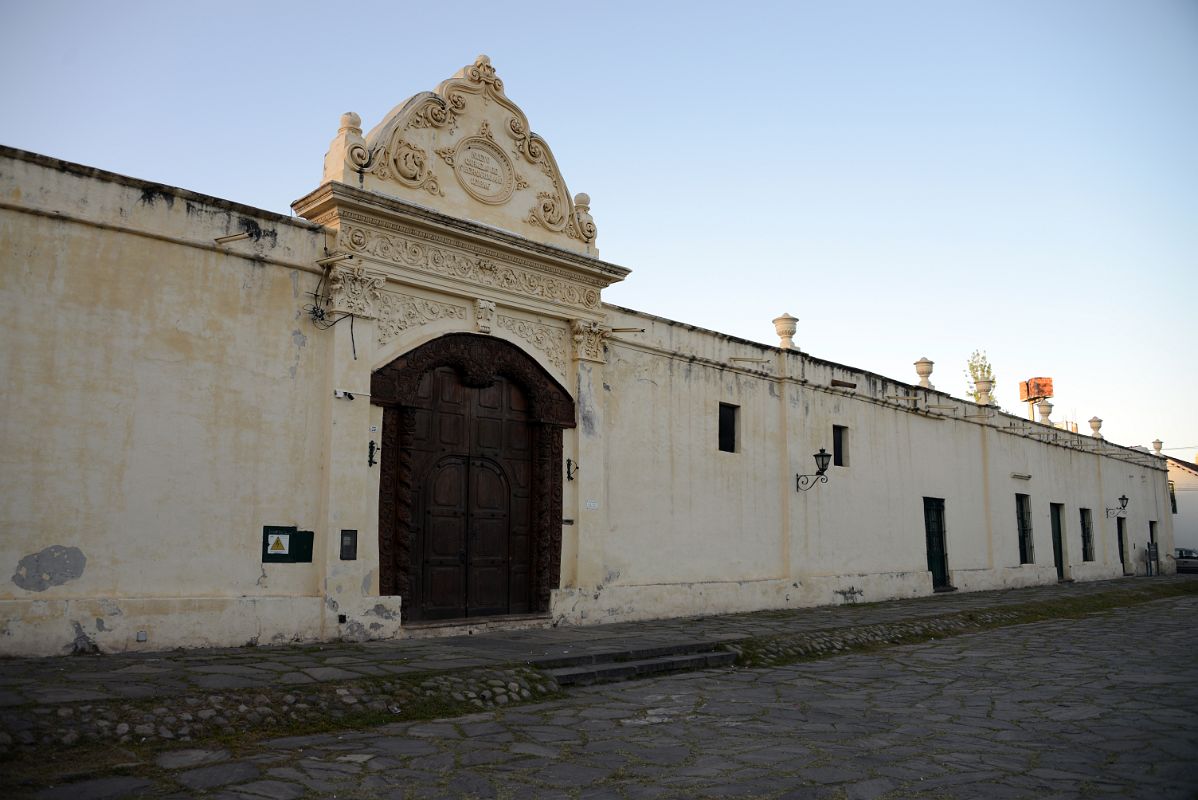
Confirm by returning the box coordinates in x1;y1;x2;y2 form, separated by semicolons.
0;124;1175;656
549;304;1174;624
0;150;345;655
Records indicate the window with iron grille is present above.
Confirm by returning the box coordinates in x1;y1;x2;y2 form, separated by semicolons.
1016;494;1034;564
1080;508;1094;562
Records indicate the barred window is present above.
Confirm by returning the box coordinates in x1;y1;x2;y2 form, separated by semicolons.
1080;508;1094;562
1016;494;1034;564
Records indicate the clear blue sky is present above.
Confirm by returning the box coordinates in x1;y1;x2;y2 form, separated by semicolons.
2;0;1195;459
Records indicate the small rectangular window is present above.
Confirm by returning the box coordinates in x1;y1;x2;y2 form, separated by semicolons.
832;425;849;467
1016;494;1034;564
1080;509;1094;562
718;403;738;453
1169;481;1177;514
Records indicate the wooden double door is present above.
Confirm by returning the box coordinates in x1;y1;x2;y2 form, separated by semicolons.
405;366;533;621
373;332;574;624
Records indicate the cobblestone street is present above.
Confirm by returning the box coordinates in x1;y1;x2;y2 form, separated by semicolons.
22;594;1198;799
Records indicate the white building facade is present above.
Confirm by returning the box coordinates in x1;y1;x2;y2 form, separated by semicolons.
0;57;1175;656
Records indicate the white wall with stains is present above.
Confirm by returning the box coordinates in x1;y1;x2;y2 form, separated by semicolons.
549;304;1174;624
0;146;1175;656
0;150;344;655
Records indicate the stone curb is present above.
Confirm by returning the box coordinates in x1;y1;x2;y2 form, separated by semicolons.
0;665;557;756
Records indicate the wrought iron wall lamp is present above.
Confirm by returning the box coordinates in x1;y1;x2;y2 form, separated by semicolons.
1105;495;1129;518
796;448;833;492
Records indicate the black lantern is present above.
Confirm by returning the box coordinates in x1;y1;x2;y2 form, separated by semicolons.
1106;495;1129;518
797;448;832;492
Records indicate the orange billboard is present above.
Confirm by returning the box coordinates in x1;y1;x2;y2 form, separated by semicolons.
1019;377;1054;402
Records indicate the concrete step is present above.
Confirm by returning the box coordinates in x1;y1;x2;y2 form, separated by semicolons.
548;650;737;687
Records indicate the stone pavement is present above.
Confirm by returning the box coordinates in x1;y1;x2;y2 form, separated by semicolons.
12;588;1198;798
3;576;1194;709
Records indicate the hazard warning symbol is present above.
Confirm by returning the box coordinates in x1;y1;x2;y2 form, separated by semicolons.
261;526;313;563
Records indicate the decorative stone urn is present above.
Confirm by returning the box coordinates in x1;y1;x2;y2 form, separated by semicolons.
773;313;798;350
1152;439;1163;455
914;357;934;389
1089;417;1103;439
973;377;994;406
1036;399;1053;425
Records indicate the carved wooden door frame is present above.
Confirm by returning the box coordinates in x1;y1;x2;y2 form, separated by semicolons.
371;333;575;616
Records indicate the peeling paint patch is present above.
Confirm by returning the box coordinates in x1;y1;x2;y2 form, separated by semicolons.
578;367;597;436
366;603;396;620
291;329;307;349
95;618;107;631
12;545;87;592
324;596;340;612
341;619;369;642
70;622;99;655
361;572;373;595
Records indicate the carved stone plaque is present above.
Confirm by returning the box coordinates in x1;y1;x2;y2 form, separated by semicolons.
453;137;514;205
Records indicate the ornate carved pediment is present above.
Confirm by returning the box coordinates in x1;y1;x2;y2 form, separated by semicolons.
323;56;598;256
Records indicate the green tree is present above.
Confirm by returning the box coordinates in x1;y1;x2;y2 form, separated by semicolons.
965;350;996;403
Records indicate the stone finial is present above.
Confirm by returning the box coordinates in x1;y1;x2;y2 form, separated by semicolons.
1152;439;1163;455
1036;399;1053;425
573;193;597;244
914;357;934;389
773;313;798;350
1089;417;1103;439
974;378;994;407
324;110;370;183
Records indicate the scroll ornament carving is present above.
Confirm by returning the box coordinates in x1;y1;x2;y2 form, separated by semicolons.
571;320;609;363
327;262;387;318
476;299;496;334
498;315;568;371
351;132;443;197
507;117;597;245
407;91;467;132
340;223;601;311
375;293;466;348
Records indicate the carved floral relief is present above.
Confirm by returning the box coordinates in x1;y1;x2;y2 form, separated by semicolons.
327;262;388;318
498;315;568;371
375;292;466;348
330;55;598;252
571;319;609;363
340;222;601;311
475;299;496;333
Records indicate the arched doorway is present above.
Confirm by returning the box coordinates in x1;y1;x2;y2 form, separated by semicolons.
371;333;575;622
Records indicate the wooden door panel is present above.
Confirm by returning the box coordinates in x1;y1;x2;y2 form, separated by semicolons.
505;420;531;453
924;497;949;589
476;383;502;410
475;417;504;451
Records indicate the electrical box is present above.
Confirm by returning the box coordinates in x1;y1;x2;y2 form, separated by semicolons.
340;529;358;561
262;526;314;563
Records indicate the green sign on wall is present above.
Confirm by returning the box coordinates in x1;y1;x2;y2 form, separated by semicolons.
261;526;314;563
